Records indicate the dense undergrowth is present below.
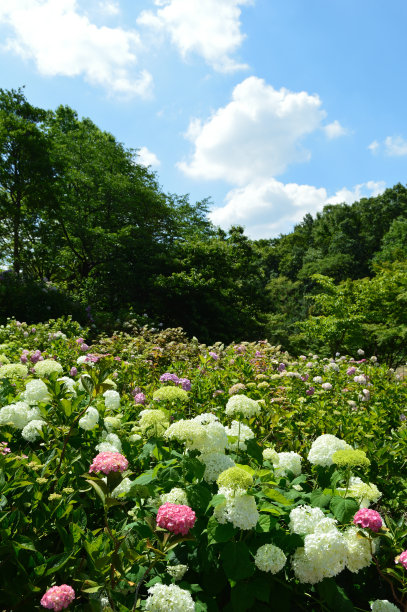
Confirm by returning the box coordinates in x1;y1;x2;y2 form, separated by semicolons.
0;316;406;611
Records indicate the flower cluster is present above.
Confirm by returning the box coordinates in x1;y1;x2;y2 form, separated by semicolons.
395;549;407;569
145;583;195;612
78;407;99;431
167;564;188;581
199;452;235;482
156;503;196;536
353;508;383;532
370;601;400;612
0;363;28;378
307;434;352;467
89;452;128;474
22;419;47;442
23;379;50;404
254;543;287;573
40;585;75;611
34;359;63;377
262;447;279;463
138;409;169;438
153;386;189;403
217;466;253;491
103;390;120;411
273;451;302;477
225;420;254;451
225;394;261;419
0;402;41;430
332;448;370;469
214;487;259;530
342;477;381;508
96;433;122;453
160;488;188;505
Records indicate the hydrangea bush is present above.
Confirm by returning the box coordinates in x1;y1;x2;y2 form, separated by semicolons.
0;318;406;610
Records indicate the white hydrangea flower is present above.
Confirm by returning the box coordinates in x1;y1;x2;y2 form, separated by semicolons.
167;564;188;581
77;355;93;366
225;420;254;452
307;434;352;467
263;448;279;463
0;363;28;378
160;487;188;505
193;413;220;425
274;452;302;477
103;390;120;411
33;359;63;377
57;377;76;395
289;505;326;535
214;487;259;530
104;416;122;431
346;477;382;508
23;379;50;404
225;394;261;419
344;526;373;573
21;419;47;442
111;477;132;498
254;543;287;573
129;433;142;442
96;433;122;453
165;419;207;451
0;401;31;429
370;601;400;612
78;407;99;431
293;521;347;584
145;583;195;612
199;452;235;483
312;376;323;383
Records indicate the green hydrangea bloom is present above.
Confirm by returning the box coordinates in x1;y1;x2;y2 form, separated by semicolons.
217;466;253;491
153;386;189;403
332;449;370;469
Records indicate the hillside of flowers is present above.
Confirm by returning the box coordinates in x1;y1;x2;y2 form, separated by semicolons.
0;316;406;611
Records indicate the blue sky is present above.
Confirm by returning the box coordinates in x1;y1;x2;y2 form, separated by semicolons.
0;0;406;238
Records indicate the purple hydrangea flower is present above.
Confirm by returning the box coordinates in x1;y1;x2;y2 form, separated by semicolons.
178;378;191;391
159;372;179;384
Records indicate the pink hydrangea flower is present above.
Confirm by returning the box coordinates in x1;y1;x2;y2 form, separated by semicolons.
89;452;129;474
40;585;75;611
395;550;407;569
353;508;383;532
156;503;196;536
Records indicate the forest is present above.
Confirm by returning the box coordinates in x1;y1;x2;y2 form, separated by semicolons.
1;87;407;363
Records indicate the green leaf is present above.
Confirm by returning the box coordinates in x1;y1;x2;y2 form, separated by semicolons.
221;542;255;580
207;516;237;545
317;578;355;611
231;581;256;611
256;514;278;533
60;399;72;417
85;479;106;505
207;494;226;510
330;496;359;524
45;550;74;576
264;488;293;506
310;490;332;508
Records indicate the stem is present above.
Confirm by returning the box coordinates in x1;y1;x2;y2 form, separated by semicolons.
371;546;406;610
132;561;158;611
54;397;93;476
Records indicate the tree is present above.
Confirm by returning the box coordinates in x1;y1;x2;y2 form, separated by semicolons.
0;87;54;274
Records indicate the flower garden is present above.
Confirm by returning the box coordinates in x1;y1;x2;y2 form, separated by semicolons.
0;316;406;611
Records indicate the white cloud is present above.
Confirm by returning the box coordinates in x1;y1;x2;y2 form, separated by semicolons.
368;140;379;154
97;0;120;16
209;179;386;238
384;135;407;156
138;0;252;72
325;181;385;205
178;77;327;184
368;136;407;157
324;120;347;139
136;146;161;167
0;0;152;97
